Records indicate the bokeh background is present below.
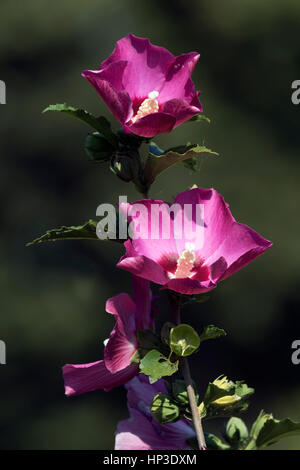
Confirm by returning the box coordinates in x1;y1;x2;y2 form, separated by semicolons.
0;0;300;450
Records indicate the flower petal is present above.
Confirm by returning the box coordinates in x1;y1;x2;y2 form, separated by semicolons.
217;223;273;281
82;63;132;124
162;278;216;295
62;361;138;395
124;112;176;138
101;34;175;100
117;240;167;285
131;276;153;331
161;98;202;127
159;52;200;103
104;293;138;373
174;188;235;260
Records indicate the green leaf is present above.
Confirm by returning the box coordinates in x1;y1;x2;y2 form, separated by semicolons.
250;410;272;441
205;433;231;451
43;104;117;147
26;220;99;246
172;379;199;407
199;325;227;343
169;324;200;357
132;330;169;365
139;349;178;383
255;416;300;449
151;393;180;424
225;417;249;446
234;382;255;401
187;114;211;124
144;144;218;187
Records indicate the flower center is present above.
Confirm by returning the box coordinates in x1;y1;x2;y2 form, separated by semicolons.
132;91;159;123
174;242;196;279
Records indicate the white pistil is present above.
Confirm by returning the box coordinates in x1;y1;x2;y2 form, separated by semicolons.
174;242;196;279
132;90;159;123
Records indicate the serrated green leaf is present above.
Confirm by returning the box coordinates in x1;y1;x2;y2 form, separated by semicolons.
151;393;180;424
170;324;200;357
234;382;255;400
144;144;218;187
26;220;99;246
139;349;178;383
43;104;117;147
255;416;300;449
199;325;227;343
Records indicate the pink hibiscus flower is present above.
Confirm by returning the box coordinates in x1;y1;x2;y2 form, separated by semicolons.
62;277;155;395
115;375;195;450
82;34;202;138
117;188;273;295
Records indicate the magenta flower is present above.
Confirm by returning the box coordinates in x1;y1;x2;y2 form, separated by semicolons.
115;375;195;450
62;277;155;395
117;188;273;295
82;34;202;138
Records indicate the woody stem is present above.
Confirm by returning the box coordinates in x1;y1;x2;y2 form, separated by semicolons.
169;293;207;450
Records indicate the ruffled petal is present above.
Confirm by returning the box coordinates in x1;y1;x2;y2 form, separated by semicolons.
82;63;132;124
104;293;138;373
62;361;138;396
159;52;200;103
101;34;175;99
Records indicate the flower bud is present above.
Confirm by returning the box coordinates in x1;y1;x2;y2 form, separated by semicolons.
85;132;115;162
225;417;249;446
111;151;140;182
211;376;241;406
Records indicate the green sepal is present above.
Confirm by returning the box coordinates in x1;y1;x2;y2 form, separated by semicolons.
169;324;200;357
43;104;118;147
151;393;180;424
139;349;178;384
26;220;99;246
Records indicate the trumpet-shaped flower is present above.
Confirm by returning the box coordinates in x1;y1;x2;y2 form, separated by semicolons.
62;277;155;395
115;375;195;450
82;34;202;138
117;188;272;295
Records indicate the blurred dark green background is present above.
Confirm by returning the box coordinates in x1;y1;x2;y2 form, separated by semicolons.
0;0;300;450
